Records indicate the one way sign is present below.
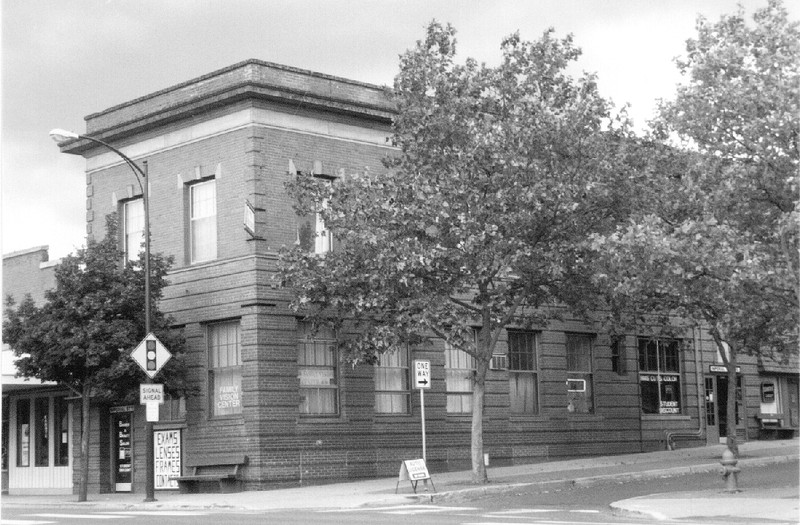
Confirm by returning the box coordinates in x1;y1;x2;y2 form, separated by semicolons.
414;360;431;389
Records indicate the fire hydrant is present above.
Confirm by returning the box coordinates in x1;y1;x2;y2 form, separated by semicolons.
719;448;740;493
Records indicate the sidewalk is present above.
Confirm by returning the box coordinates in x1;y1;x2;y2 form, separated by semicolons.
3;438;798;521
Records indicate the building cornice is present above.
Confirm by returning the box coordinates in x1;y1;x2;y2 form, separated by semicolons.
60;59;396;156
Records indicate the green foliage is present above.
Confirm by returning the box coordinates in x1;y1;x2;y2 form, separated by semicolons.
279;22;635;365
279;23;639;482
593;0;799;360
3;214;188;405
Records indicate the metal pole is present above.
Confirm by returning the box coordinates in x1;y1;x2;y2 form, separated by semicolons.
78;136;155;502
51;131;157;502
142;160;155;503
420;388;426;462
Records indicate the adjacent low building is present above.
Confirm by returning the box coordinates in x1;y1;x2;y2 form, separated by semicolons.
4;59;797;495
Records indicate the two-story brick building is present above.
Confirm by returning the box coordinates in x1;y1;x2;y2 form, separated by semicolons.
25;59;796;495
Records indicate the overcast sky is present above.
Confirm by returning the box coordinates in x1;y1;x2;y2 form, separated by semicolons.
2;0;795;260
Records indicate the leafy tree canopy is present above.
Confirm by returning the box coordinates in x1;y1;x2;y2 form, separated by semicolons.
279;21;636;481
592;0;798;360
280;22;637;361
3;215;188;405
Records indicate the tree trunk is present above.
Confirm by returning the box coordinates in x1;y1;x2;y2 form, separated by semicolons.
726;351;739;458
78;384;91;502
470;356;489;484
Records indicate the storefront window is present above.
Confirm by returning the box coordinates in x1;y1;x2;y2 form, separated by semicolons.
16;399;30;467
34;397;49;467
638;338;682;414
54;397;69;466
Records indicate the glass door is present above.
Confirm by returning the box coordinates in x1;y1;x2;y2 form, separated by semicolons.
112;412;133;492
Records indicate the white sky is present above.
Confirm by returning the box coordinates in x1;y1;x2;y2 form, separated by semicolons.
2;0;795;260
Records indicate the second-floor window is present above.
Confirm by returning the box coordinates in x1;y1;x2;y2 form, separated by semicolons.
190;180;217;263
123;198;144;262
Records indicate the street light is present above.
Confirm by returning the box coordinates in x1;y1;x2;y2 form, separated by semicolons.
49;128;157;503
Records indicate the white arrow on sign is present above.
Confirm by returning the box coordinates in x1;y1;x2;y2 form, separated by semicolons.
130;333;172;379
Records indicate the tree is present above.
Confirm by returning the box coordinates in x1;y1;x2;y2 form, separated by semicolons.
3;215;188;501
592;0;799;456
278;22;634;482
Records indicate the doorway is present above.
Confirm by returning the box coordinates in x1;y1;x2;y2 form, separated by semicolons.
111;412;133;492
705;374;743;444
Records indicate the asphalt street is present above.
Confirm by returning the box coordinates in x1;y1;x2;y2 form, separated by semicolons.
3;460;797;525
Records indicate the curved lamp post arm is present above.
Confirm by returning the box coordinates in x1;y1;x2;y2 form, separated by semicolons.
49;129;147;193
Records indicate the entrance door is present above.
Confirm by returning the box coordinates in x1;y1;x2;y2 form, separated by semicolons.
715;375;743;442
112;412;133;492
705;377;719;443
787;377;799;428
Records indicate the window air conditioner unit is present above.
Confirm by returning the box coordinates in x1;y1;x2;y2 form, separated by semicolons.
489;354;508;370
566;379;586;392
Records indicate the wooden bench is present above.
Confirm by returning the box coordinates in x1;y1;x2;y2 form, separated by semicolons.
171;454;248;493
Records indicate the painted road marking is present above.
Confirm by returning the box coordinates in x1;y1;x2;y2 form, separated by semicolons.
110;511;210;516
1;520;57;525
27;515;132;520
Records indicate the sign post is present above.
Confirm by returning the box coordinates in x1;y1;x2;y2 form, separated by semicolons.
413;360;431;461
130;333;172;502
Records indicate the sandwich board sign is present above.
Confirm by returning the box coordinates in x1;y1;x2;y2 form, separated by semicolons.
396;458;435;494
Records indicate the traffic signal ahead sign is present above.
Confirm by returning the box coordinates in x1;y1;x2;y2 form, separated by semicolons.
131;333;172;379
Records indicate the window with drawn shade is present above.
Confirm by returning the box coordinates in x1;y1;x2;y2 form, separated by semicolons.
190;180;217;263
208;321;242;417
508;330;539;414
298;323;338;415
375;347;410;414
638;338;682;415
445;338;475;414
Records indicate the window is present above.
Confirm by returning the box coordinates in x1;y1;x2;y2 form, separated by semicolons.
314;200;331;254
445;339;475;414
53;397;69;466
123;198;144;262
298;323;338;415
508;330;539;414
34;397;49;467
611;337;626;375
208;322;242;417
16;398;30;467
566;333;594;413
159;395;186;422
638;338;682;415
2;397;9;471
375;347;410;414
296;178;332;254
190;180;217;263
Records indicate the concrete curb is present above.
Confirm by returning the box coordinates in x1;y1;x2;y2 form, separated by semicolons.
411;454;800;505
3;452;797;512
